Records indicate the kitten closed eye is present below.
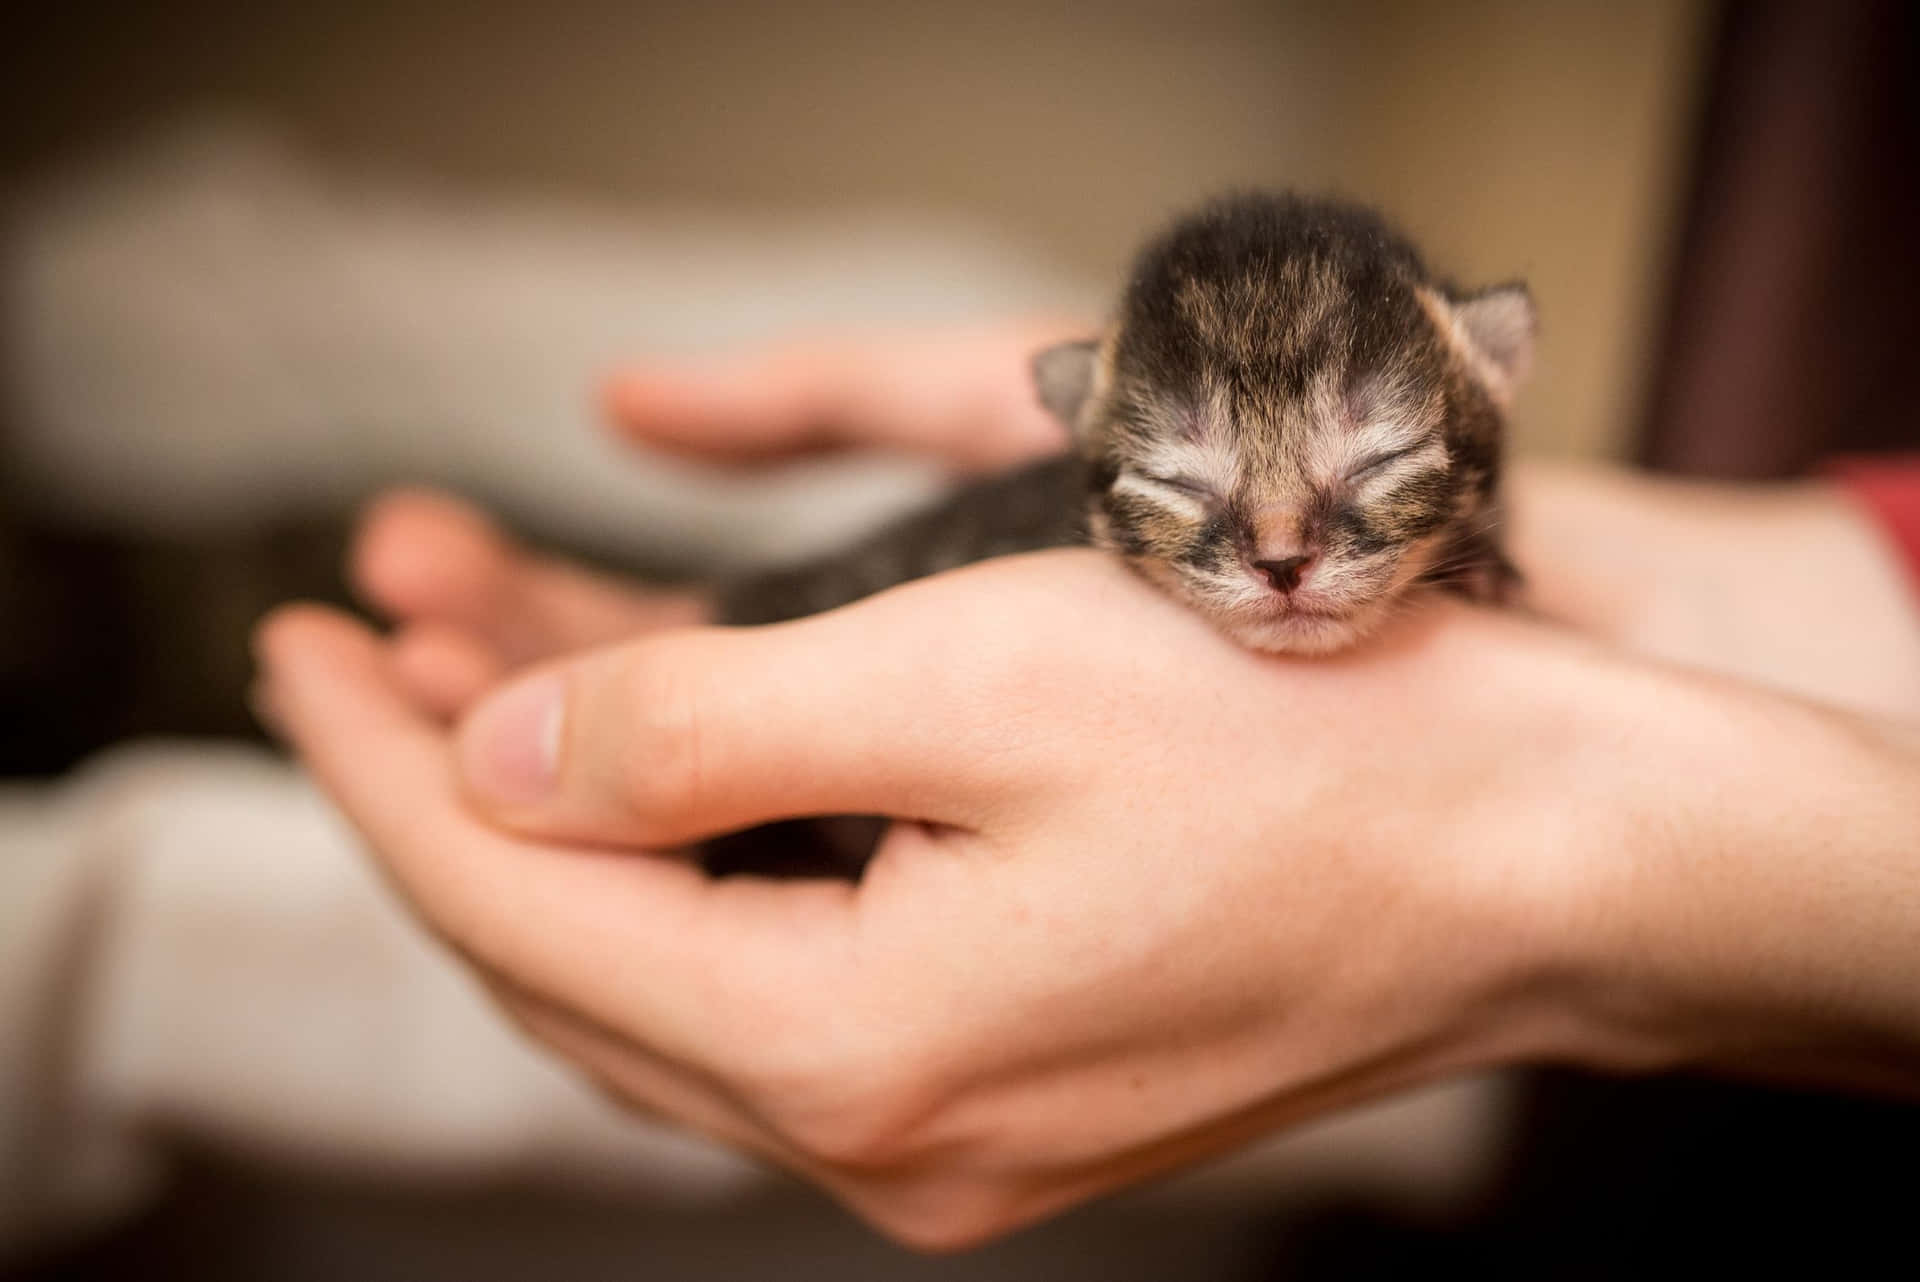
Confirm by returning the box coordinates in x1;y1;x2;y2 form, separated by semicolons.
1138;473;1217;502
1348;444;1428;482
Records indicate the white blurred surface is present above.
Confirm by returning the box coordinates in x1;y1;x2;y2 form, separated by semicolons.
1;121;1097;567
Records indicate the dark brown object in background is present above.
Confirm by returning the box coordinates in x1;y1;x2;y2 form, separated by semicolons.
0;506;355;777
1477;6;1920;1278
1638;0;1920;476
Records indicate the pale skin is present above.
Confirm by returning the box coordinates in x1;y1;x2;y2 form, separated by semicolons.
256;325;1920;1250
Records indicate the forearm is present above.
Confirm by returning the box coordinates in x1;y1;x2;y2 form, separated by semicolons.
1539;660;1920;1093
1507;460;1920;722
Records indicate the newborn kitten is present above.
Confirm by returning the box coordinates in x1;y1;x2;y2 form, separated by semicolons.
715;191;1533;655
701;192;1533;877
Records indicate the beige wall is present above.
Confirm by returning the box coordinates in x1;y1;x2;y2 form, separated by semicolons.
13;0;1711;459
1321;1;1711;458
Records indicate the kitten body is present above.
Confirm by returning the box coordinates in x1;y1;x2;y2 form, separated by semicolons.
717;192;1533;654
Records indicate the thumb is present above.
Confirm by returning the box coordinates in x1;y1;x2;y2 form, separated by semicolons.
453;582;1040;848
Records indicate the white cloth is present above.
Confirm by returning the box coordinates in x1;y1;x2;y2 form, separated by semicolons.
0;744;757;1258
0;120;1091;569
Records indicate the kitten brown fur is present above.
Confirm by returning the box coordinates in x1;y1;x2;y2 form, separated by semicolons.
717;192;1533;656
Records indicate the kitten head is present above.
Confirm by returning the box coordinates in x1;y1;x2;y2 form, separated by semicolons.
1035;193;1533;654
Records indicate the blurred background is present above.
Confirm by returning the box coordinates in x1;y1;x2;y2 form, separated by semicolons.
2;1;1915;1278
2;0;1719;769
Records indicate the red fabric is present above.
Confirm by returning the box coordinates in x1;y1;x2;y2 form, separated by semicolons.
1829;455;1920;592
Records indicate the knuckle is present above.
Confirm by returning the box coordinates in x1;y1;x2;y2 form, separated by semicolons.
749;1040;948;1173
608;647;713;842
786;1098;920;1172
403;877;523;981
848;1180;1025;1254
782;1085;926;1171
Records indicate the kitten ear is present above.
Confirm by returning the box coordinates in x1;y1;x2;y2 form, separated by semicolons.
1031;338;1099;431
1451;284;1537;398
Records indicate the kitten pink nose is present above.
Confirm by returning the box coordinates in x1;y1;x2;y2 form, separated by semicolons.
1252;553;1316;594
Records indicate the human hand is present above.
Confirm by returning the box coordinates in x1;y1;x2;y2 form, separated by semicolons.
351;321;1082;712
348;487;708;720
257;551;1920;1247
355;315;1920;721
349;460;1920;729
598;318;1915;722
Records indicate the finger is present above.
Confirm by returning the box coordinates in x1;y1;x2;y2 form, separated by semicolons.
349;486;511;623
388;622;508;720
485;978;783;1161
352;487;703;664
255;603;857;1063
491;984;907;1232
603;322;1079;473
453;572;1046;848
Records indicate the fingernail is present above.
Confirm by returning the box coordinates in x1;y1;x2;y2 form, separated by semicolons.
461;671;564;806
